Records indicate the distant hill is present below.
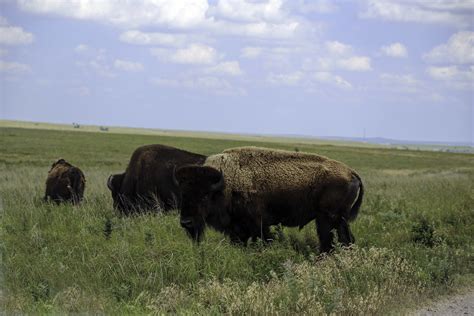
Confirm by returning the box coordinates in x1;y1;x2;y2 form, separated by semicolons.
315;136;473;153
1;119;472;153
319;136;472;147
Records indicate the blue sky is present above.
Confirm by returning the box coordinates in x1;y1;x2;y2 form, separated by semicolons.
0;0;473;143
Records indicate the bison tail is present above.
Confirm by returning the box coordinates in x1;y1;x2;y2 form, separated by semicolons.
348;172;364;222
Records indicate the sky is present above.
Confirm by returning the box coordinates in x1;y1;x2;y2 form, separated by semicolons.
0;0;473;144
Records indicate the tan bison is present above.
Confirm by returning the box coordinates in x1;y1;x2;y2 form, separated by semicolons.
174;147;364;253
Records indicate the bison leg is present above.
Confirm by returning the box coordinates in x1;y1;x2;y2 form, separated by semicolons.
71;192;81;205
336;218;355;246
262;225;274;243
315;213;335;253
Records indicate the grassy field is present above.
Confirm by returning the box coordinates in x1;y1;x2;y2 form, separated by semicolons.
1;125;473;314
0;119;407;149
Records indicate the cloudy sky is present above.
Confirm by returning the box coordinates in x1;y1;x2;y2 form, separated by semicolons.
1;0;473;143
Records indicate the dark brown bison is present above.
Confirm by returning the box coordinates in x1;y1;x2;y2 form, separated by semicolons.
107;144;206;215
44;159;85;205
174;147;364;253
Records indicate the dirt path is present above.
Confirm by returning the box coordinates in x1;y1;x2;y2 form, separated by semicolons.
413;290;474;315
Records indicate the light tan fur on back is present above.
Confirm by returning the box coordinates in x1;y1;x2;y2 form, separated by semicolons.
204;146;354;200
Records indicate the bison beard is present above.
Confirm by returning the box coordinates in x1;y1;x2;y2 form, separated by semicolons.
175;147;364;253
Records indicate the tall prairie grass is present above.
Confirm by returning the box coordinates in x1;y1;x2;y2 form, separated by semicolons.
1;127;473;314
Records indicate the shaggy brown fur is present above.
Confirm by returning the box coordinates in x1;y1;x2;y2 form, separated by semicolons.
176;146;364;253
107;144;206;215
44;159;85;205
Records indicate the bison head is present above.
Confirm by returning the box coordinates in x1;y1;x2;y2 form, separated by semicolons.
107;173;125;211
174;165;225;242
49;158;67;172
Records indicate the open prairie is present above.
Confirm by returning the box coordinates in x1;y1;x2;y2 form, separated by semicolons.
1;125;473;314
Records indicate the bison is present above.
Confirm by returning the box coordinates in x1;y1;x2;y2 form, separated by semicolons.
174;146;364;253
44;159;85;204
107;144;206;214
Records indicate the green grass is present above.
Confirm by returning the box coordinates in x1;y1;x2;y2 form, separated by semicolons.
1;126;473;314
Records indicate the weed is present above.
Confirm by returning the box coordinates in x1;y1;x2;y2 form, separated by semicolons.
411;218;442;247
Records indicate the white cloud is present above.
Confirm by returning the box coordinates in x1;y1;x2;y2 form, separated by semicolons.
119;30;186;47
151;75;246;95
241;46;262;59
0;60;31;74
0;26;34;45
213;0;285;22
17;0;210;28
0;48;7;57
313;72;352;89
76;47;116;78
150;78;180;87
337;56;372;71
379;73;421;93
325;41;352;56
206;61;243;76
17;0;305;40
303;41;372;73
360;0;474;28
380;73;419;85
381;42;407;58
74;44;89;53
152;44;218;65
266;71;303;86
427;65;473;81
172;44;217;64
114;59;144;72
424;31;474;64
186;76;227;89
86;61;116;78
427;66;473;90
209;19;301;39
426;66;459;80
296;0;338;14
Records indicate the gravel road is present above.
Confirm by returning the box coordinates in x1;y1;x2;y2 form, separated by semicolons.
413;290;474;315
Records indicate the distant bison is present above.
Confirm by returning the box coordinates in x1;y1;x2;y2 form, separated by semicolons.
107;144;206;215
174;147;364;253
44;159;85;204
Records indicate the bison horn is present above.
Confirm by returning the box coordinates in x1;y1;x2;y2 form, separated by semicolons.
210;171;224;192
107;175;114;191
172;165;180;187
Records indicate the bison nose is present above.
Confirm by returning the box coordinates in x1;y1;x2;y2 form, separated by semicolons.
180;218;193;227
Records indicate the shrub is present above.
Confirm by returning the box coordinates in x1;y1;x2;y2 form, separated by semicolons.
411;218;442;247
